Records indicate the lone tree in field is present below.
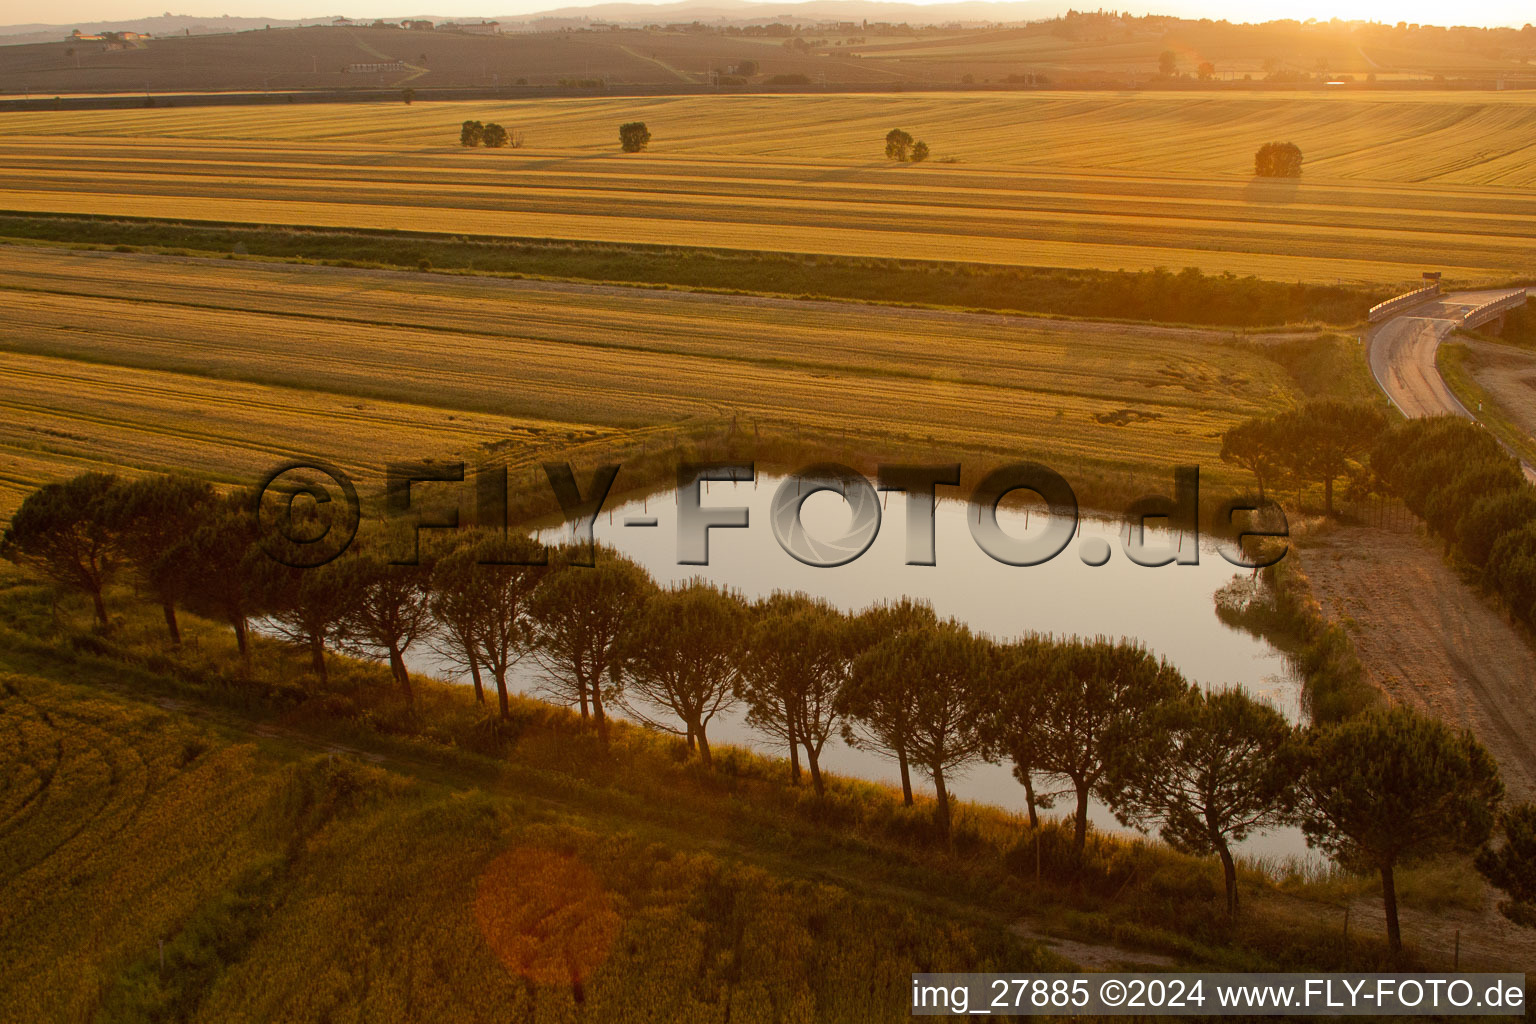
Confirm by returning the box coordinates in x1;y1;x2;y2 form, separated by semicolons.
107;473;216;644
1478;803;1536;928
529;548;655;746
884;128;914;161
838;598;940;805
618;581;745;766
460;120;485;147
1026;638;1188;863
402;87;415;104
2;473;123;631
1197;61;1216;80
1158;50;1178;76
1254;141;1303;178
1107;688;1298;916
482;122;510;148
853;619;992;844
619;121;651;152
1297;706;1503;954
910;140;930;163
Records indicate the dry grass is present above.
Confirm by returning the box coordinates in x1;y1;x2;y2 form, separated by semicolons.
1;93;1534;282
0;245;1301;513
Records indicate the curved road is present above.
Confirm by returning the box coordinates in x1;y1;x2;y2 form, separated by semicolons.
1367;286;1535;478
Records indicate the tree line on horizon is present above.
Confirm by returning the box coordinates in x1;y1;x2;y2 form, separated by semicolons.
4;469;1535;951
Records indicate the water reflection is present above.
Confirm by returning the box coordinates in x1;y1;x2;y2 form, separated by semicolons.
420;476;1312;861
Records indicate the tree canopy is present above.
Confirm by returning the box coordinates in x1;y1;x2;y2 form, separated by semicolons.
1255;141;1303;178
619;122;651;153
1297;706;1502;953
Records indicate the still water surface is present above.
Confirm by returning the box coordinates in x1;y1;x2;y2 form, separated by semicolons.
417;475;1312;862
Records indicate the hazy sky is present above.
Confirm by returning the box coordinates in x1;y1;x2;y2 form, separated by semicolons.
18;0;1532;29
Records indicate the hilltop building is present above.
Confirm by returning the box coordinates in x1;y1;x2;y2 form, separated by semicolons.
439;21;500;35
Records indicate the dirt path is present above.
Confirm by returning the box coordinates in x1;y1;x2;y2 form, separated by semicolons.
1456;336;1536;440
1299;522;1536;799
1010;925;1177;970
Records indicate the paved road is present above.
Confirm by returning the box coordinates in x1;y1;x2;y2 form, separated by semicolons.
1366;286;1535;480
1366;288;1524;418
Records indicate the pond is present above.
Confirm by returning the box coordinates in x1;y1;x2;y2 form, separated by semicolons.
421;474;1311;862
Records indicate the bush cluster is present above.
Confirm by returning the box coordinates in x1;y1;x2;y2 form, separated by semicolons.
1372;417;1535;623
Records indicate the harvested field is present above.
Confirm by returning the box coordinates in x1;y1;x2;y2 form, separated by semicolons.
0;245;1301;512
2;93;1535;282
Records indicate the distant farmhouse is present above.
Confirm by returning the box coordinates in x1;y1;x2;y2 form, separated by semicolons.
67;28;150;48
438;21;500;35
344;61;407;73
402;19;434;31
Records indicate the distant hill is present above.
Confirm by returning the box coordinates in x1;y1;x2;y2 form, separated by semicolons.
0;11;1530;95
1;2;1061;45
0;14;332;45
505;0;1062;27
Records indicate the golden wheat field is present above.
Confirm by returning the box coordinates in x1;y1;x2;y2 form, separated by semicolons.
0;655;1041;1023
0;244;1301;513
2;92;1535;282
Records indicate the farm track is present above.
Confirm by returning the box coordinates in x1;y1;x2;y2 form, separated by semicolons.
0;246;1288;514
1;94;1535;282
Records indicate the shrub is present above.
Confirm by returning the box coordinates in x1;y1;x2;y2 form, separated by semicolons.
1254;141;1303;178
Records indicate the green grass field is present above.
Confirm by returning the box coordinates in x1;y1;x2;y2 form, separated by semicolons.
2;93;1534;283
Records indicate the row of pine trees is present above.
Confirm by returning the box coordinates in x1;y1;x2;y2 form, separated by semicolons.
3;470;1533;952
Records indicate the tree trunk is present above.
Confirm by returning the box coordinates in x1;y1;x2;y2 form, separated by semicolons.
694;723;712;768
686;727;696;752
232;615;249;664
933;766;951;845
1072;781;1090;862
388;644;412;702
309;634;327;686
897;744;914;806
1218;839;1238;917
468;649;484;704
1022;771;1040;830
161;600;181;645
578;680;590;720
1381;862;1402;954
90;587;109;632
788;735;802;784
590;673;609;748
495;669;510;722
805;744;824;797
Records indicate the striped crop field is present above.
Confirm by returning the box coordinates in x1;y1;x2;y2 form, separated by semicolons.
0;245;1302;513
2;92;1535;283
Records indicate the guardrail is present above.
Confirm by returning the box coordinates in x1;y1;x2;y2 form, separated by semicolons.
1463;289;1530;330
1368;282;1441;322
